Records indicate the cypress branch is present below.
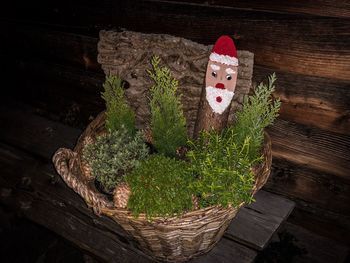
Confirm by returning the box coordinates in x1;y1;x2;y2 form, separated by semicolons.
101;75;136;136
147;56;187;157
230;73;281;160
187;73;281;208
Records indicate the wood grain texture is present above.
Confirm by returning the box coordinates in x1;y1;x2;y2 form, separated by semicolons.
1;57;105;128
0;102;82;159
265;158;350;245
1;23;101;71
288;205;350;246
116;1;350;81
254;66;350;135
0;1;113;36
226;191;294;250
193;92;231;137
281;222;349;262
267;119;350;179
278;104;350;136
2;1;350;80
190;237;256;263
4;53;349;139
4;19;349;134
3;45;350;136
163;0;350;18
267;158;350;216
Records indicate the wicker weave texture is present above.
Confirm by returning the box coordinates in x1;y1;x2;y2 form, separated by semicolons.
53;112;271;262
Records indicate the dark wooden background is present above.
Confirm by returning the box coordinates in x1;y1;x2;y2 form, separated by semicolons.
1;0;349;249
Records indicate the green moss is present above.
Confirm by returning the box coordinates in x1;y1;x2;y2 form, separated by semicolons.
101;75;136;136
147;56;187;157
83;128;149;192
126;155;193;219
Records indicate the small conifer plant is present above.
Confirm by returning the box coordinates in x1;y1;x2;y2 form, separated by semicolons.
187;130;258;208
83;75;148;193
147;56;187;157
102;75;136;136
230;73;281;160
187;74;281;208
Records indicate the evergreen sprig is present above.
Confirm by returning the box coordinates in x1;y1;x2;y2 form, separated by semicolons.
83;128;149;193
126;155;193;219
187;73;281;208
101;75;136;136
187;129;258;208
147;56;187;157
230;73;281;160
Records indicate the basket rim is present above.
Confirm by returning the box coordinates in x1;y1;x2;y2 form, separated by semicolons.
71;111;271;223
99;200;245;224
52;112;272;262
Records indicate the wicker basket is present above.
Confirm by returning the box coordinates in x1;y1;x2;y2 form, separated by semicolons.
53;112;272;262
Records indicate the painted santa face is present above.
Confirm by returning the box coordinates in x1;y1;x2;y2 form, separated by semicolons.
205;60;238;114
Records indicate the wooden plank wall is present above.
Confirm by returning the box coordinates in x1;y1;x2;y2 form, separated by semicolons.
1;0;349;245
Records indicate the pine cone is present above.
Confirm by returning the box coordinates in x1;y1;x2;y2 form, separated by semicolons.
113;182;131;208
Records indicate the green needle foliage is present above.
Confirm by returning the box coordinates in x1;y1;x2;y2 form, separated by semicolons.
187;73;281;208
187;129;258;208
147;56;187;157
231;73;281;160
83;127;149;193
102;75;136;136
126;155;193;219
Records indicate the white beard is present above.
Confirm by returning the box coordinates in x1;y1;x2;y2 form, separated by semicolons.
206;86;234;114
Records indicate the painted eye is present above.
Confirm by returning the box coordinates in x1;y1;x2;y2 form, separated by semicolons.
212;71;217;78
226;74;232;80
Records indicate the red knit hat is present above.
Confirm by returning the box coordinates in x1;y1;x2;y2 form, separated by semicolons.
209;35;238;66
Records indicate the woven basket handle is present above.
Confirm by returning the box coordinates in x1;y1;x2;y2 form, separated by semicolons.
52;148;113;214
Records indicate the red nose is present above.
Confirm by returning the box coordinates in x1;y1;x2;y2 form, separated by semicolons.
215;83;225;89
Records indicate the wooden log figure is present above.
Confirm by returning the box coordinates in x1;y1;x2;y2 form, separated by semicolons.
194;35;238;136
